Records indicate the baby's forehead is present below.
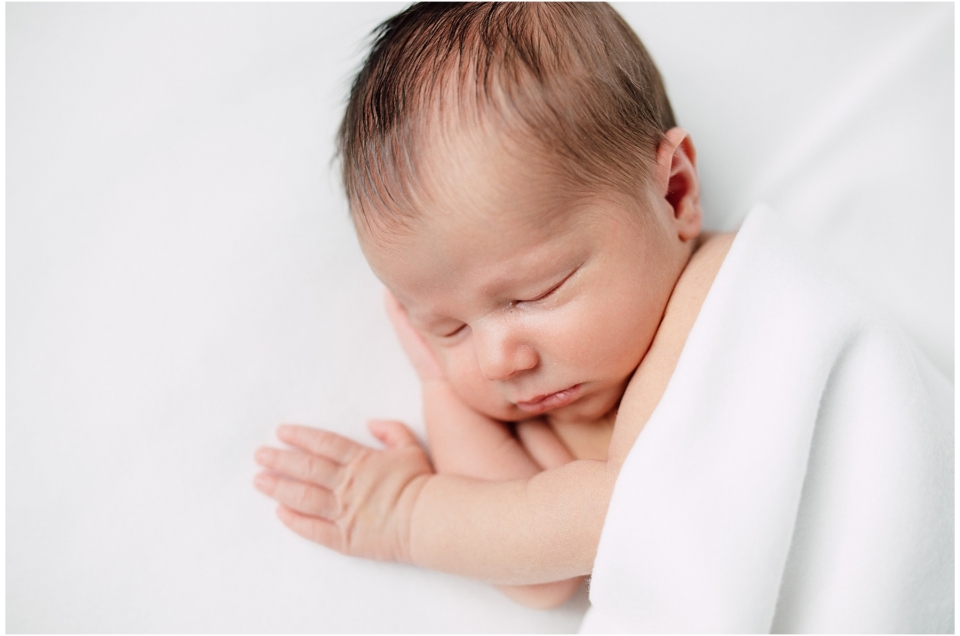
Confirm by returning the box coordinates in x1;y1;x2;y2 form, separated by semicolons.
358;155;648;256
363;202;577;268
382;201;597;272
362;192;641;302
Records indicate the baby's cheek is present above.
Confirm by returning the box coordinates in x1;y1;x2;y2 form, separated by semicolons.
550;294;654;379
441;347;514;421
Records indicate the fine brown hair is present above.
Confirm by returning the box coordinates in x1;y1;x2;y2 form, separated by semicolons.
337;2;676;233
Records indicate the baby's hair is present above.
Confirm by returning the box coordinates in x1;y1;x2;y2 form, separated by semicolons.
338;2;676;234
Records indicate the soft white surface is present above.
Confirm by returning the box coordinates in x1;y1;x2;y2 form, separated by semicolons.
6;3;953;633
582;204;953;633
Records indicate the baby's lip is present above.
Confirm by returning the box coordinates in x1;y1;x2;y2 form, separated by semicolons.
514;384;581;414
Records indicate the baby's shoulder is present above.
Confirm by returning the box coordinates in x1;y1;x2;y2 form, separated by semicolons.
606;231;737;465
684;231;737;288
661;232;736;329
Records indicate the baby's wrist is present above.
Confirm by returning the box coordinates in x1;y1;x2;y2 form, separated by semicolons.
400;472;434;566
420;377;461;411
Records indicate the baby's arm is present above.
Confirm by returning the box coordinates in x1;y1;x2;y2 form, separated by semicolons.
383;291;584;606
254;423;613;584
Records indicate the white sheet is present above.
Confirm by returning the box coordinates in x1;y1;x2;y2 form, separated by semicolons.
582;205;953;633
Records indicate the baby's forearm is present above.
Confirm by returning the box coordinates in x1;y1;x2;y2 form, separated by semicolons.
409;458;613;585
421;381;584;605
422;380;542;478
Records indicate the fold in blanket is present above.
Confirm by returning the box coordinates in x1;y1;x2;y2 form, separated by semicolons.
581;205;954;633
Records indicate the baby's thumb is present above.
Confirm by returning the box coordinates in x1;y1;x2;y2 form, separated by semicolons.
367;419;419;449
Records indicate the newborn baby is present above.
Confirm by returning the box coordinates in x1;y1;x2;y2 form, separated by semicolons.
253;2;729;609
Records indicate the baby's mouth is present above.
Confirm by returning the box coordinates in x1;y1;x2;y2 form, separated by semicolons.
514;384;581;414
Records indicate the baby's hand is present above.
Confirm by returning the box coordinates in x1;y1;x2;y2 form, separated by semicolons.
253;421;433;563
384;289;445;382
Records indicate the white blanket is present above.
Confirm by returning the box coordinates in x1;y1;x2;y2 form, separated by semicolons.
581;204;954;633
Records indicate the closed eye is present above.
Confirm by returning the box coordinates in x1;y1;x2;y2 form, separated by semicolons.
517;266;580;305
440;324;466;338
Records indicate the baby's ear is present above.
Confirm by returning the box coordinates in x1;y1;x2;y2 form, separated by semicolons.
655;128;702;242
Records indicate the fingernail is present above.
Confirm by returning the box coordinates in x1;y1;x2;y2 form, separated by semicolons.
254;447;274;464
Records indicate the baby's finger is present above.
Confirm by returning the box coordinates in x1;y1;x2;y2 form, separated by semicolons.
254;472;338;519
384;288;418;338
276;506;343;551
254;447;340;489
276;424;362;463
383;288;406;322
368;419;420;450
383;289;445;381
515;418;576;470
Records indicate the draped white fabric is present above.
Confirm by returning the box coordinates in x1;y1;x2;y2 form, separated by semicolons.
582;205;953;633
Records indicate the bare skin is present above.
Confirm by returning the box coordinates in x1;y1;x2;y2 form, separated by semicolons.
253;125;735;608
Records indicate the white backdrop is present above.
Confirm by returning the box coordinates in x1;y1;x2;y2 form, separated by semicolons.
7;3;953;633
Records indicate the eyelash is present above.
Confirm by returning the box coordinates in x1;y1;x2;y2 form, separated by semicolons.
517;266;579;305
442;324;466;338
520;280;564;304
439;267;578;339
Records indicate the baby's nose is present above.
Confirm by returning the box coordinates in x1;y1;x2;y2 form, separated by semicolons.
472;322;538;381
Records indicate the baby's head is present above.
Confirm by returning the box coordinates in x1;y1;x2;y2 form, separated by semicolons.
339;3;702;425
